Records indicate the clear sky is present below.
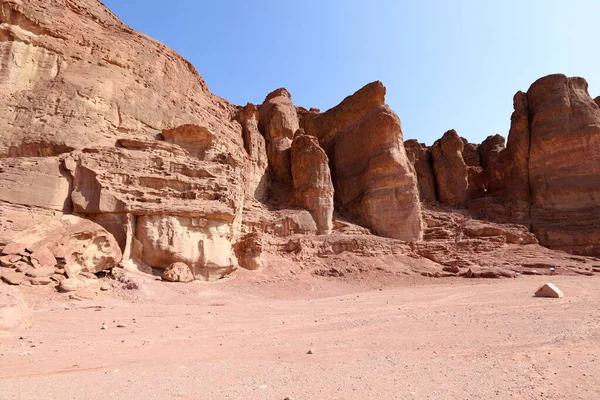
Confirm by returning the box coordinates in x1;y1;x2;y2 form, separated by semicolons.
102;0;600;145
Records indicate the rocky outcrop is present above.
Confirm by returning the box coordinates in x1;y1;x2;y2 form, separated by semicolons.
63;138;243;280
258;89;299;185
2;214;122;275
236;104;269;202
0;0;242;157
301;82;423;241
291;130;334;234
404;140;436;202
431;130;469;206
478;134;505;189
526;75;600;255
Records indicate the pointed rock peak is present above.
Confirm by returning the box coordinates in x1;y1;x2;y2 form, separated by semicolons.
264;88;292;102
534;283;564;298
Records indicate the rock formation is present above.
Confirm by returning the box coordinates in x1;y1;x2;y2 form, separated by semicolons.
302;82;424;241
404;140;436;202
258;89;299;185
236;104;269;202
291;130;334;234
1;0;600;296
430;130;469;206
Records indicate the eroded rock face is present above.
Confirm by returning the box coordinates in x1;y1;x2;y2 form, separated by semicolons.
3;214;122;274
301;82;423;241
63;138;243;280
291;130;334;234
236;104;269;202
0;157;72;213
258;89;299;185
134;215;237;281
526;75;600;255
404;140;436;202
431;130;469;207
0;0;242;157
234;233;264;271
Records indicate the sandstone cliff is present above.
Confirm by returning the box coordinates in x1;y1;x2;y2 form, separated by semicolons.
1;0;599;292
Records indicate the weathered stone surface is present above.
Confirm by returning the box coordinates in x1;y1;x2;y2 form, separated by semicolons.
300;82;423;241
431;130;469;207
161;262;194;283
475;91;532;226
258;88;299;184
6;215;122;274
29;246;57;269
461;140;481;167
0;0;242;157
65;144;242;218
0;157;72;213
25;266;55;278
302;81;385;146
526;75;600;255
1;270;25;285
291;131;334;235
332;105;423;240
234;233;264;271
404;140;436;202
133;215;237;281
478;134;506;190
236;104;269;202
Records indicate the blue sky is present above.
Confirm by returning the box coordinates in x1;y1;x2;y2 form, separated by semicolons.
102;0;600;145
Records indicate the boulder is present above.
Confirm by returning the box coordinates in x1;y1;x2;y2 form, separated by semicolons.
161;262;194;283
1;270;26;285
291;130;334;234
258;88;300;184
431;130;469;206
234;233;265;271
404;140;437;202
534;283;564;298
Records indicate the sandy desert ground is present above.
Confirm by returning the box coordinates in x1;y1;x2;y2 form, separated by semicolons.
0;272;599;400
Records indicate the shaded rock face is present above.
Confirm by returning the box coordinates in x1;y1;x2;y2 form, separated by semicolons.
404;140;436;202
301;82;423;241
258;89;299;185
236;104;269;202
291;130;334;235
431;130;469;207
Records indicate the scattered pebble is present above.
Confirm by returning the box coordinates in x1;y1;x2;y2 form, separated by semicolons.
117;324;127;328
307;349;314;355
176;324;182;329
101;323;108;330
100;285;110;291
